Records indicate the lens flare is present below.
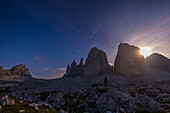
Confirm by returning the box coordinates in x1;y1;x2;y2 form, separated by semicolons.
140;47;151;58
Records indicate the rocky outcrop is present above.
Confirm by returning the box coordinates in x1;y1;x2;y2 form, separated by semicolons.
65;47;111;77
0;64;32;81
145;53;170;72
114;43;145;76
65;58;84;77
84;47;110;76
10;64;32;76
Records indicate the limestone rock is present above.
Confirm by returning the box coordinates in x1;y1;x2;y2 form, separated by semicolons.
19;110;25;113
10;64;32;76
114;43;145;76
0;64;32;81
65;58;84;77
145;53;170;72
65;47;112;77
28;103;40;110
35;106;39;110
84;47;110;76
79;58;84;76
0;95;15;106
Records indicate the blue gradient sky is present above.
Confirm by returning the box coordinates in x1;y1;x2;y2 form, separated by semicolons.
0;0;170;79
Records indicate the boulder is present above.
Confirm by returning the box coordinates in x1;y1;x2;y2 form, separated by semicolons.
145;53;170;72
0;95;15;106
28;103;39;110
114;43;145;76
84;47;110;76
19;110;25;113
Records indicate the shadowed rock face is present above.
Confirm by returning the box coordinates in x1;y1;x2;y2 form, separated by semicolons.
0;64;32;81
145;53;170;72
65;47;111;77
84;47;110;76
65;58;84;77
114;43;145;76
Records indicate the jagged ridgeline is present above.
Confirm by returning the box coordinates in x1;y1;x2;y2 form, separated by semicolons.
65;47;112;77
0;43;170;81
65;43;170;77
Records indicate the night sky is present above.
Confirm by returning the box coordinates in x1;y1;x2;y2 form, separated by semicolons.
0;0;170;79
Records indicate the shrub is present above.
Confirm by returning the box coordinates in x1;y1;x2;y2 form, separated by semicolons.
104;77;108;87
39;91;50;102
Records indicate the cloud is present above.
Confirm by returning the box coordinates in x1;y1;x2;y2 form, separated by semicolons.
49;67;66;79
34;72;65;79
33;67;66;79
48;72;65;79
52;67;66;73
89;25;101;39
43;67;50;71
57;67;66;72
33;55;46;62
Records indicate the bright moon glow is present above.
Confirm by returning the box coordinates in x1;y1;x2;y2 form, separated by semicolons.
140;47;151;58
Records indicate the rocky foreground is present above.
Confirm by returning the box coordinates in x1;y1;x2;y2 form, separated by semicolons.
0;80;168;113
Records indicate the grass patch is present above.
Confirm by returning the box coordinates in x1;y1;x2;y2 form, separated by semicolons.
1;97;57;113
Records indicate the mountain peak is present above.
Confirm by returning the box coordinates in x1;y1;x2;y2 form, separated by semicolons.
84;47;110;76
145;53;170;72
65;47;110;77
0;64;32;81
114;43;145;76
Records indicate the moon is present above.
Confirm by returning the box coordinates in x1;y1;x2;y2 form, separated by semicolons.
140;47;152;58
